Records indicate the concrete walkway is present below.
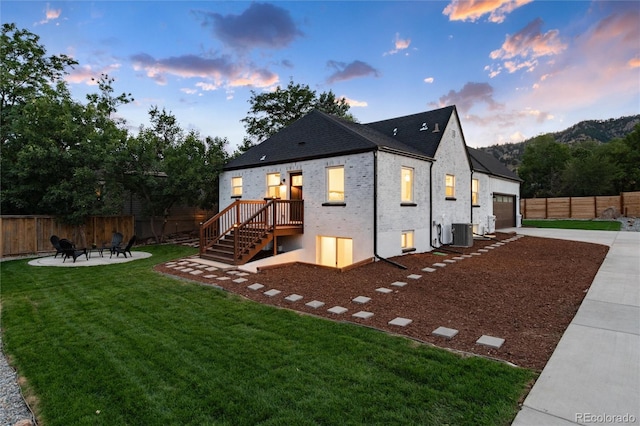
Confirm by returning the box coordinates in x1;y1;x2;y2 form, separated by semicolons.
505;228;639;425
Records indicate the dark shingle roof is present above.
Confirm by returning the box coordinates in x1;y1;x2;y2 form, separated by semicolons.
223;110;434;170
365;106;456;158
468;147;522;182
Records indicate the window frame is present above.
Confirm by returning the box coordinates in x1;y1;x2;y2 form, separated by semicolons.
266;172;281;198
324;166;345;205
445;174;456;199
401;167;415;205
231;176;243;198
401;230;415;252
472;178;479;206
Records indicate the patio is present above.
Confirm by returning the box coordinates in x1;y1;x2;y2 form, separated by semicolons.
29;250;152;267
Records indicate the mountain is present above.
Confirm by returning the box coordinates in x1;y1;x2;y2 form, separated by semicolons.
478;114;640;171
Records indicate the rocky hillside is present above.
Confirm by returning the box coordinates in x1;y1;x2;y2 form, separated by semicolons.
479;114;640;171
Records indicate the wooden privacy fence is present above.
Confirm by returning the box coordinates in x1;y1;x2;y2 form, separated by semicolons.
0;215;134;257
520;191;640;219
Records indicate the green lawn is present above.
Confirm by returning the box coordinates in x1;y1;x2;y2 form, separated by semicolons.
522;219;621;231
1;245;535;425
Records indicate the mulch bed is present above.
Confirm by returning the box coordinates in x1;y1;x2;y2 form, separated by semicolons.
155;232;609;371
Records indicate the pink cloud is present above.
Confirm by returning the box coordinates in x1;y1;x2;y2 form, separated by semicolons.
65;64;122;85
433;82;503;114
489;18;567;75
36;3;62;25
384;33;412;56
443;0;532;24
326;60;380;83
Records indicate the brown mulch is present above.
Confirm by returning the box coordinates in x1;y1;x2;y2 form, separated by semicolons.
155;233;609;371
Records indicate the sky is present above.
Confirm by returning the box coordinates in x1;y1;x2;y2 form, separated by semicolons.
2;1;639;152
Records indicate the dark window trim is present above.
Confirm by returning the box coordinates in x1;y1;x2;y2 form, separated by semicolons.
445;197;457;201
402;247;416;253
472;204;481;208
401;202;417;207
322;202;346;207
231;195;242;199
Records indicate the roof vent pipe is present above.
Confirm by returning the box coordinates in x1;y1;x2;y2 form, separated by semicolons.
432;123;440;133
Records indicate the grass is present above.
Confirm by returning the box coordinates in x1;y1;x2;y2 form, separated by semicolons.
522;219;621;231
1;245;535;425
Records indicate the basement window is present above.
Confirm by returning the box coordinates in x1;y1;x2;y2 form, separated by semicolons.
401;230;415;252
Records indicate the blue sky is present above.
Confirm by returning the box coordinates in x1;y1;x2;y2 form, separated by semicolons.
3;1;639;151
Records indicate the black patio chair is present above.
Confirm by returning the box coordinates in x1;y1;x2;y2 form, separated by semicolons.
50;235;65;258
102;232;124;256
112;235;136;258
59;239;87;263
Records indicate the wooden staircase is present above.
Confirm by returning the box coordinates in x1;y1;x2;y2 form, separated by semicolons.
199;199;303;265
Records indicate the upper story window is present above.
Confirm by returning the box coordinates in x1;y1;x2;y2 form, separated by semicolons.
326;166;345;203
472;179;479;205
401;167;413;203
445;174;456;199
231;176;243;197
266;172;281;198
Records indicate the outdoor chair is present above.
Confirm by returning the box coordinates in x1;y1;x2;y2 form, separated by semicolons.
112;235;136;258
50;235;65;258
59;239;88;263
103;232;124;256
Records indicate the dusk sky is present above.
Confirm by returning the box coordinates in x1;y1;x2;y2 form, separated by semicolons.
3;1;639;152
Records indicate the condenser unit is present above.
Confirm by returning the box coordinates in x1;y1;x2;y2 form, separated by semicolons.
451;223;473;247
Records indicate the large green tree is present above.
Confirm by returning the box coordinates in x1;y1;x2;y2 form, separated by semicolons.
240;80;355;151
116;107;229;242
518;135;571;198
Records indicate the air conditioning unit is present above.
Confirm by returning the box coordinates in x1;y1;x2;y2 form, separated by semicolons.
451;223;473;247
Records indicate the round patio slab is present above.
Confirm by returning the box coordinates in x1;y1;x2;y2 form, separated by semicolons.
28;251;152;267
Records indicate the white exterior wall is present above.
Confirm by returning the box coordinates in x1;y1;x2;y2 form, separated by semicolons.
431;114;472;245
219;152;375;265
472;173;521;233
375;151;432;257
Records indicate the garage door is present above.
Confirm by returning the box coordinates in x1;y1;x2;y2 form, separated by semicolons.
493;194;516;229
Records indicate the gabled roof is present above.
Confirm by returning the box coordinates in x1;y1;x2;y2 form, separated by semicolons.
468;147;522;182
223;108;454;171
365;105;457;158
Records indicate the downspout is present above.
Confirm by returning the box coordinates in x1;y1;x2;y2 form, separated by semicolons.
373;150;407;269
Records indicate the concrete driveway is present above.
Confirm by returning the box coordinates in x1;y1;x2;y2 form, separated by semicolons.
504;228;639;425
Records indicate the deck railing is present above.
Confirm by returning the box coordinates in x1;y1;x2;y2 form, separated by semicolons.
199;199;303;260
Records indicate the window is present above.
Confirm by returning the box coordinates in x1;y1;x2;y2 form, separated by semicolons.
445;174;455;198
472;179;479;205
401;230;414;251
401;167;413;203
326;166;345;202
231;177;242;197
318;236;353;268
267;173;281;198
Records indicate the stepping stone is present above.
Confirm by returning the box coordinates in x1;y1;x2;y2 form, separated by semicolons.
328;306;348;314
376;287;393;294
189;270;204;275
177;261;189;265
433;263;447;268
494;242;505;246
182;268;194;273
204;274;217;279
422;267;437;273
285;294;303;302
443;259;456;263
247;283;264;291
485;246;496;249
205;267;218;272
165;262;177;266
352;311;374;319
236;272;249;276
476;335;505;349
391;281;407;287
226;271;239;275
174;266;186;270
216;276;230;281
196;265;207;269
264;289;281;297
233;278;248;283
306;300;325;309
388;317;412;327
478;249;489;253
471;252;481;256
453;256;465;260
432;326;459;339
407;274;422;280
352;296;371;304
462;254;473;258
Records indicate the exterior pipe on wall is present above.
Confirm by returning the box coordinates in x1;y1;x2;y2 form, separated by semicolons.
373;150;407;270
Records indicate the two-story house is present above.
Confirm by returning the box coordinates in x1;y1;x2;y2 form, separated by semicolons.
200;105;520;271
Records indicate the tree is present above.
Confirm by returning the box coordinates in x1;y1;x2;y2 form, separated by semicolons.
606;124;640;192
240;80;355;150
561;142;620;196
518;135;571;198
117;107;229;243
